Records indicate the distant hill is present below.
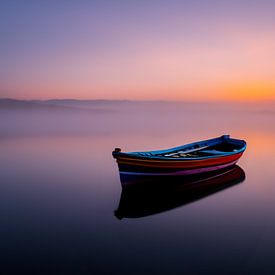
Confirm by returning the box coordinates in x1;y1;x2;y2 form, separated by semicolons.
0;98;141;115
0;98;38;108
1;98;275;114
0;98;168;112
0;98;133;108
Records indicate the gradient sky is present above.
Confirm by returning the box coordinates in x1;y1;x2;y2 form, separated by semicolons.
0;0;274;101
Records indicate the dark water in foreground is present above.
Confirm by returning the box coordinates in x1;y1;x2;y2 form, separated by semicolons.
1;101;275;274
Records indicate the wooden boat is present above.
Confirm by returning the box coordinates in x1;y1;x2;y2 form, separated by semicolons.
112;135;246;176
115;165;245;219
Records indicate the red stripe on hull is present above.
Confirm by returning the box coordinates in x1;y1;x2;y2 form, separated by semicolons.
116;153;243;169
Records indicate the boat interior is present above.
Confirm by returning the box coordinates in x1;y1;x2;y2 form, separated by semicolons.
156;141;243;158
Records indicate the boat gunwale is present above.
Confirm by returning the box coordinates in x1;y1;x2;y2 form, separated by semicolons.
113;135;246;162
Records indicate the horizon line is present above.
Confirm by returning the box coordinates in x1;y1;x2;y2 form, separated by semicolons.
1;97;275;104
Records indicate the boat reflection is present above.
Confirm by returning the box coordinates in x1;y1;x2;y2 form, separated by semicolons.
115;165;245;219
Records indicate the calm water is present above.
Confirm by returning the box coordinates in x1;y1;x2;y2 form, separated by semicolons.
1;101;275;274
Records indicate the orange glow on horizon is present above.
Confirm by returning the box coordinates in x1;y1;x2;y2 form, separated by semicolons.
219;82;275;102
4;81;275;102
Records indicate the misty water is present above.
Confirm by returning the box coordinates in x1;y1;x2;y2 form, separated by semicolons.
1;100;275;274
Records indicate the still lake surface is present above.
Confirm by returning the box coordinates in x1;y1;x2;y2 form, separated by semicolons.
0;101;275;274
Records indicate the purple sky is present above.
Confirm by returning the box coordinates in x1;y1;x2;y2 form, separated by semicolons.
1;0;275;100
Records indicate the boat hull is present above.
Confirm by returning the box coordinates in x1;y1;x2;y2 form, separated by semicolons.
113;135;246;176
118;159;239;176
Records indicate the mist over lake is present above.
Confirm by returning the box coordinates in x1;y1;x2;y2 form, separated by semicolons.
1;99;275;274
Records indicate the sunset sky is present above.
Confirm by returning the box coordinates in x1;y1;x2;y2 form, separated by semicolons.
0;0;274;101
